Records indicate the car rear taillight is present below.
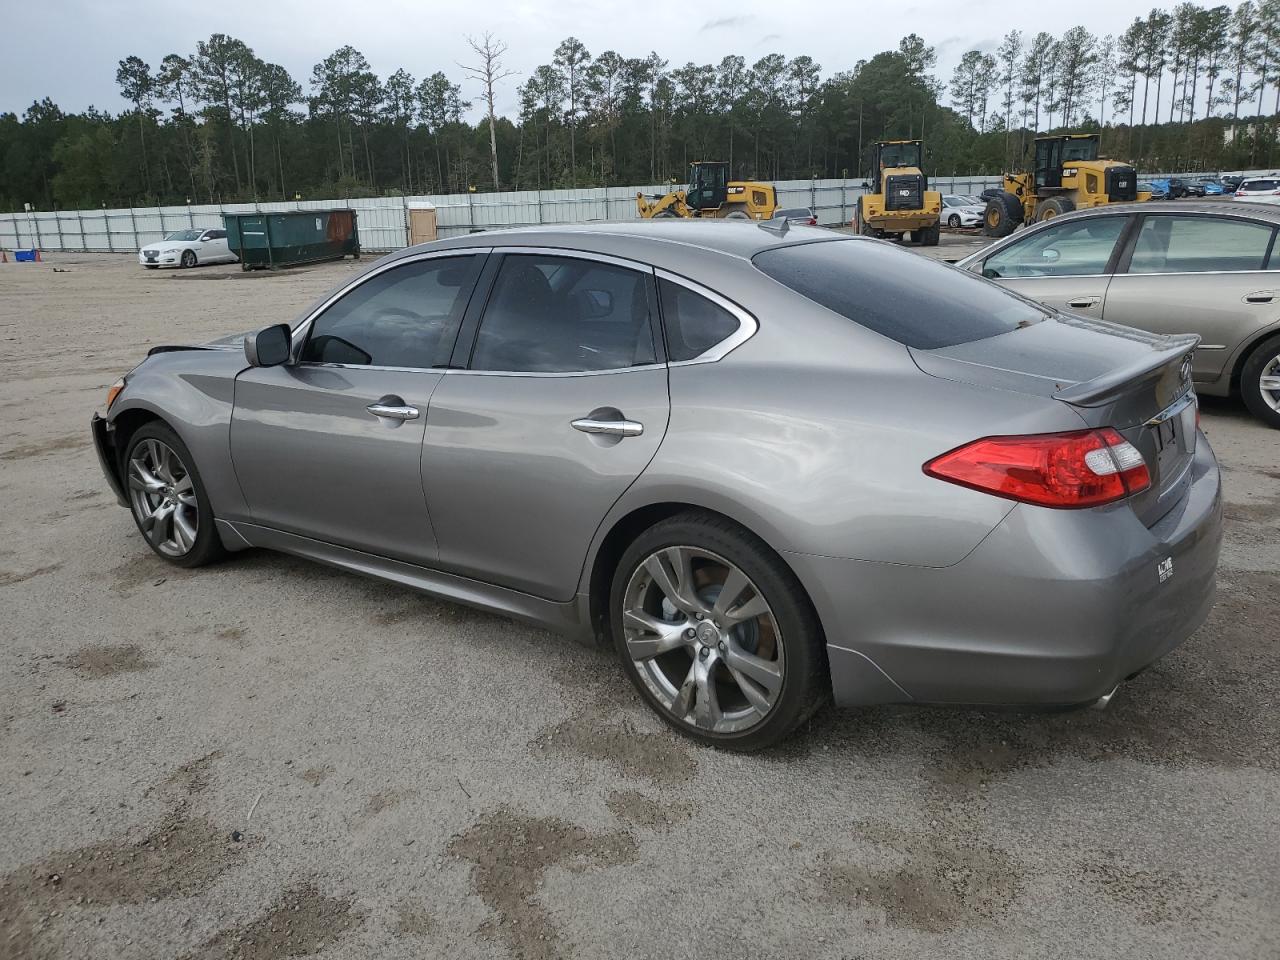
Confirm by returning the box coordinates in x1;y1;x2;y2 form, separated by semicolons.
924;428;1151;508
807;217;817;225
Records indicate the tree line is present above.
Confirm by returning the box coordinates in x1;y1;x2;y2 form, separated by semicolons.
1;3;1279;213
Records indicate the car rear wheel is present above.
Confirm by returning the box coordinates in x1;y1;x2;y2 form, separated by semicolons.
610;512;827;751
181;249;197;268
1241;335;1280;429
1037;196;1076;221
123;422;225;567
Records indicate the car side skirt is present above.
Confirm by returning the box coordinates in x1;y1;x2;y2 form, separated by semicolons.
216;520;595;643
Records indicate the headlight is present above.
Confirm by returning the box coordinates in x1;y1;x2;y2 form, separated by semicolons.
106;378;126;410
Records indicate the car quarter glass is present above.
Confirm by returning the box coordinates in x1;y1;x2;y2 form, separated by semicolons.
1125;214;1276;274
468;254;656;373
301;254;483;369
658;277;741;361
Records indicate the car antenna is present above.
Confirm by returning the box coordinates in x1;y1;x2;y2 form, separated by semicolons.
757;217;788;236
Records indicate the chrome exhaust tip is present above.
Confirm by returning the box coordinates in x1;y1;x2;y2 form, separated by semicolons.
1092;685;1119;710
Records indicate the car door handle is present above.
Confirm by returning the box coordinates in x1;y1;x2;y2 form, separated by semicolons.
1244;292;1277;304
367;398;420;421
1066;296;1102;308
571;417;644;438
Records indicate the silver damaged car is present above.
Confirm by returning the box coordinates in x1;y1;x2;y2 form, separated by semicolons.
92;221;1224;750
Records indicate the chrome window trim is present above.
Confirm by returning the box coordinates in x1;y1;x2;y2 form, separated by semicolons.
1112;268;1280;278
290;246;493;351
456;245;663;378
654;268;759;366
295;361;448;375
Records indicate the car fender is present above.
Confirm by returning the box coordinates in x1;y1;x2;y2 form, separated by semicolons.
107;349;249;520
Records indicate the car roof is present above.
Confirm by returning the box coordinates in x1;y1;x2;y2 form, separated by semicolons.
401;220;850;271
1028;199;1280;223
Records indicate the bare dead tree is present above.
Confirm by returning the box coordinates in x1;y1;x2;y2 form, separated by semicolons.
461;33;518;190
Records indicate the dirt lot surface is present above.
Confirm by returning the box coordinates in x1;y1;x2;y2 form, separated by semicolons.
1;250;1277;960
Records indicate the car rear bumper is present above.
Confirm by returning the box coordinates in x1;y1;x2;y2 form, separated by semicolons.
792;433;1223;708
91;414;128;507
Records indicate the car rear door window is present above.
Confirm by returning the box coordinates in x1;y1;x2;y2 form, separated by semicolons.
469;254;656;373
1126;215;1275;274
301;255;481;368
754;239;1044;350
980;215;1128;279
658;278;742;361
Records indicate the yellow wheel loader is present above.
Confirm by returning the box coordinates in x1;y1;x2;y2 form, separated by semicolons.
636;162;777;220
983;134;1152;238
853;140;942;246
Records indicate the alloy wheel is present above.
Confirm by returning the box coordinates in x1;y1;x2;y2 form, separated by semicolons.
1260;353;1280;412
622;546;785;734
127;438;199;557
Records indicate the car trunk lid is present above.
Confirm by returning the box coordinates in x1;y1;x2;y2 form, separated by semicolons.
911;314;1199;527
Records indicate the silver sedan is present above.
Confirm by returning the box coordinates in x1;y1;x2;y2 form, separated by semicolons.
92;221;1223;750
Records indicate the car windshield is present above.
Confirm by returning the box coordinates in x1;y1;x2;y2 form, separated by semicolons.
753;239;1045;349
163;230;204;241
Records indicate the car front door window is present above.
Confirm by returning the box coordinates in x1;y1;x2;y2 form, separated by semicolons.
982;216;1127;279
302;255;483;370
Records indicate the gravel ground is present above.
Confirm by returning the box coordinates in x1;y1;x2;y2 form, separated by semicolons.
1;249;1277;960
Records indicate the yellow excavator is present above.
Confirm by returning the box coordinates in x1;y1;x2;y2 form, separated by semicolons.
854;140;942;245
983;133;1151;237
636;161;777;220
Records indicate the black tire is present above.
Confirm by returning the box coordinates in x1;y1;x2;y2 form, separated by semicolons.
948;214;962;228
1037;196;1076;221
180;249;197;268
724;210;752;220
609;510;828;751
919;222;941;246
983;191;1023;237
652;210;679;219
121;421;225;568
855;203;877;237
1240;335;1280;429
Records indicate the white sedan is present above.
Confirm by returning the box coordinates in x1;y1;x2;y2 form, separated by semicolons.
138;228;239;269
941;195;984;228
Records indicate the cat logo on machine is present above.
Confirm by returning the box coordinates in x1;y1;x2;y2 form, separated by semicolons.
1157;556;1174;584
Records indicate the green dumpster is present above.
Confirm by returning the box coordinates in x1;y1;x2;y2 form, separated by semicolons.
224;209;360;271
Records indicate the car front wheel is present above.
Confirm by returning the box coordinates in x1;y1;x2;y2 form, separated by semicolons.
610;512;827;751
1241;335;1280;429
181;249;197;268
123;422;225;567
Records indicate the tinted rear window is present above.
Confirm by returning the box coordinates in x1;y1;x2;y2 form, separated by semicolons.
753;240;1044;349
1242;179;1278;191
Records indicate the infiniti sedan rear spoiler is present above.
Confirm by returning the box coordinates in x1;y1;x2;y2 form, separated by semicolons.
1054;332;1199;406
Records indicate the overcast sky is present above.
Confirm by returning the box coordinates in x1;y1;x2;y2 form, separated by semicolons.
3;0;1146;120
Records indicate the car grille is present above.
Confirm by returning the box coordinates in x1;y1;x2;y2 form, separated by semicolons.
885;174;923;211
143;251;158;260
1106;167;1138;202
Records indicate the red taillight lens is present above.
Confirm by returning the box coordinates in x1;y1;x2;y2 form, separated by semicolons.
808;217;817;225
924;428;1151;508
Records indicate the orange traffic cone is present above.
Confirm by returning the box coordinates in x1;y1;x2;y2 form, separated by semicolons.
0;250;7;263
34;248;41;262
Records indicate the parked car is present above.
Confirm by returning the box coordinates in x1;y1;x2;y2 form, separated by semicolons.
1220;175;1245;192
1166;177;1192;198
941;194;984;227
138;228;239;269
1234;177;1280;204
93;222;1223;750
958;200;1280;428
1140;179;1171;200
771;207;818;225
1193;177;1227;196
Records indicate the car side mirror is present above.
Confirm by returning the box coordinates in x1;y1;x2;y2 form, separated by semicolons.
1041;248;1061;263
199;235;210;241
244;323;292;367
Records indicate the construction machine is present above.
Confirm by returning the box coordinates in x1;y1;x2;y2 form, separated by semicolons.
636;162;777;220
983;134;1151;237
854;140;942;245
